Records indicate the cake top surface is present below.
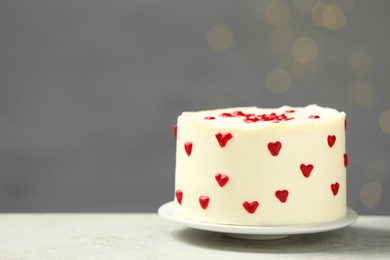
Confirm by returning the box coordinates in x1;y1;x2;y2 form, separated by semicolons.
179;104;345;129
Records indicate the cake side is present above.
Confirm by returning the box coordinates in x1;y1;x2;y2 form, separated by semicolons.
174;105;347;226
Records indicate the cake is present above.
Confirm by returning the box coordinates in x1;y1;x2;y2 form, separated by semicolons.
174;105;348;226
173;104;347;226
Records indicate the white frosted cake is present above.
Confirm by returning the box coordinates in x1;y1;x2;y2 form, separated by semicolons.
173;104;347;226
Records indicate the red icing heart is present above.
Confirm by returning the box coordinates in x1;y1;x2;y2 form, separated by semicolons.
268;141;282;156
232;111;246;117
173;124;177;140
327;135;336;148
344;153;348;167
243;201;259;214
175;189;183;205
300;164;314;178
275;190;289;203
215;132;233;148
220;112;233;117
331;182;340;196
308;115;320;119
215;173;229;187
199;196;209;209
184;142;192;156
244;114;260;123
344;119;347;130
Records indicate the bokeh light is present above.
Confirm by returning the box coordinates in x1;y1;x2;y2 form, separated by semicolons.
322;4;347;30
347;79;377;107
379;109;390;135
366;160;388;184
266;68;291;94
207;24;234;52
292;36;318;63
347;50;373;77
265;0;292;27
294;0;320;13
360;182;382;209
311;1;328;28
269;27;295;54
311;2;347;30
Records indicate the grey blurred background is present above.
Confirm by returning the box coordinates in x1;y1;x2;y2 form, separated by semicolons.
0;0;389;214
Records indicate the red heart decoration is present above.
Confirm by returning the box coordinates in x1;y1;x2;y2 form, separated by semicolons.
215;173;229;187
173;124;177;140
344;119;347;130
275;190;289;203
242;201;259;214
344;153;348;167
300;164;314;178
268;141;282;156
175;189;183;205
220;112;233;117
199;196;209;209
331;182;340;196
327;135;336;148
184;142;192;156
232;110;246;117
215;132;233;148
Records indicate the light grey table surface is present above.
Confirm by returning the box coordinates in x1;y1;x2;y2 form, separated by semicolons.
0;213;389;260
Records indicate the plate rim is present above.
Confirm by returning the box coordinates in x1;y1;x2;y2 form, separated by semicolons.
158;201;358;235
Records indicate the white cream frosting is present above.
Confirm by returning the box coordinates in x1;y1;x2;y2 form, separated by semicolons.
174;105;347;226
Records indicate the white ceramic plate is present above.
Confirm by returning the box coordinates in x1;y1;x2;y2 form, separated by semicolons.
158;201;358;240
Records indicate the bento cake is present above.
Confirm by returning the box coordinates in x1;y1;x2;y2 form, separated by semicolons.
173;105;347;226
